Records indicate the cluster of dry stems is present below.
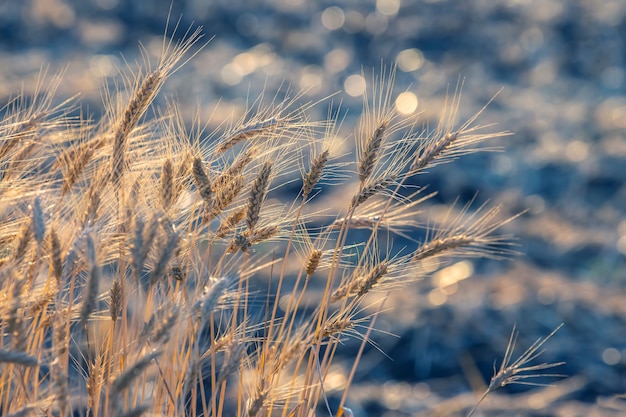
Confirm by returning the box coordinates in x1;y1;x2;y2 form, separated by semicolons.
0;25;563;417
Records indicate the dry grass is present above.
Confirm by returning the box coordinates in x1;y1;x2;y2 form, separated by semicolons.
0;24;564;417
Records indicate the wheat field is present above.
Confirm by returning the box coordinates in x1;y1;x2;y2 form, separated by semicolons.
0;18;576;417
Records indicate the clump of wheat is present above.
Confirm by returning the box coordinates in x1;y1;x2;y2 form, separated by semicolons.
0;23;562;417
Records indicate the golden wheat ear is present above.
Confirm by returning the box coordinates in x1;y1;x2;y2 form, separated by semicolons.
108;24;205;188
409;84;509;175
466;324;566;417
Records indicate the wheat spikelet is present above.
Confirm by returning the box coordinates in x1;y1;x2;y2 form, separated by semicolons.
217;146;258;186
246;162;272;232
86;355;104;413
58;134;106;196
358;121;388;183
305;248;323;277
215;116;285;154
111;70;161;187
160;158;174;210
413;235;476;262
210;174;244;218
411;131;457;173
246;381;269;417
5;140;38;181
467;324;565;417
413;203;520;264
248;225;279;245
52;310;70;417
193;275;233;321
109;26;204;187
215;207;245;238
302;149;330;200
109;279;123;323
330;261;388;302
350;174;397;209
80;187;101;227
192;157;212;203
227;233;251;254
321;316;354;339
409;87;509;175
48;228;63;286
356;261;389;297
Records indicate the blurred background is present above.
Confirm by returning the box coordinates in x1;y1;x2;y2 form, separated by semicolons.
1;0;625;415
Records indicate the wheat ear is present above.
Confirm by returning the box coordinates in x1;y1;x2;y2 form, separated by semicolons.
246;162;272;232
350;174;397;209
358;121;388;183
467;324;565;417
302;149;330;200
111;70;161;186
192;157;213;203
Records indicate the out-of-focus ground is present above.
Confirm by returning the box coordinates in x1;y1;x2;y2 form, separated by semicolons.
1;0;625;415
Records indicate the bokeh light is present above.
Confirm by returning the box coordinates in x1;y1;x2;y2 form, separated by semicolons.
376;0;401;16
396;48;424;72
395;91;418;115
321;6;345;31
344;74;366;97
